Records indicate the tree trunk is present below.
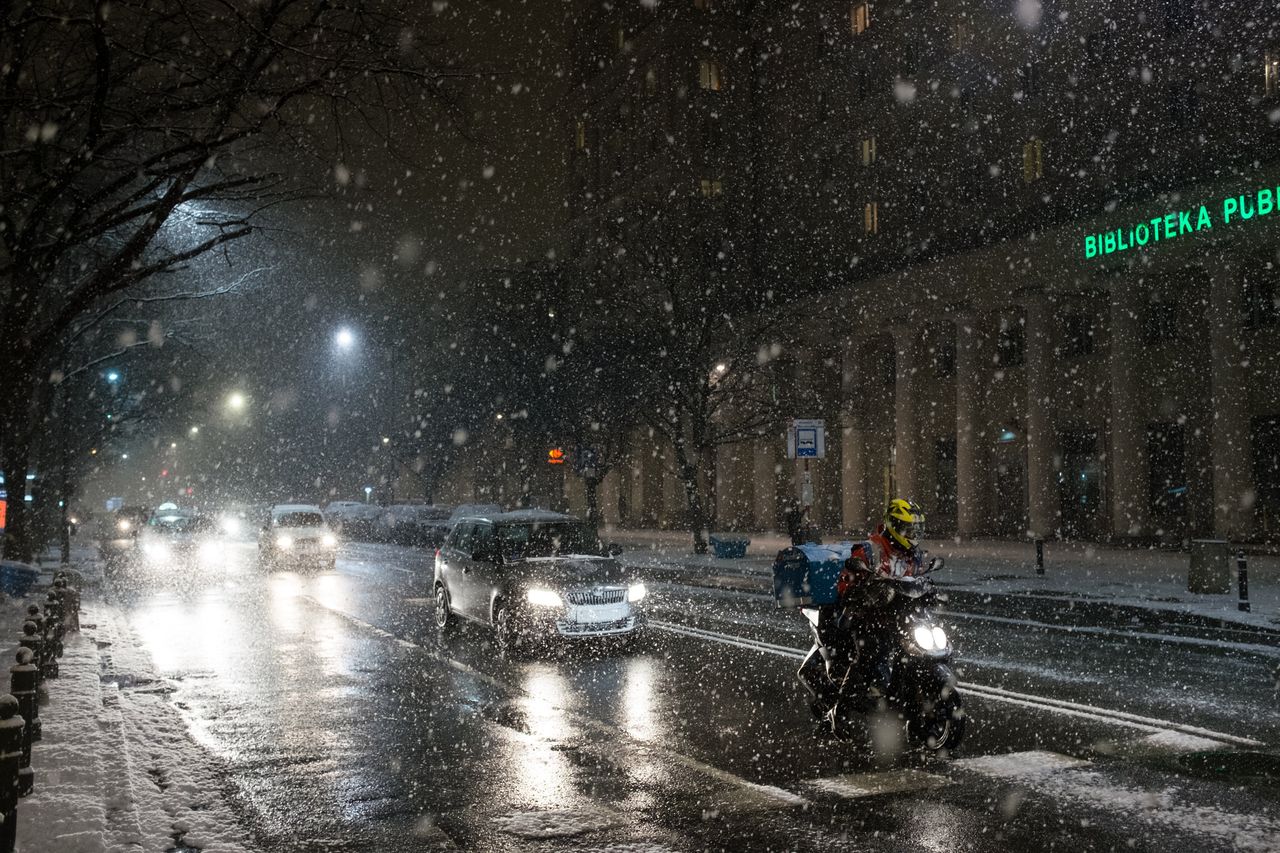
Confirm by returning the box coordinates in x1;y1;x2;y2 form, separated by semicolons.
2;439;34;562
679;464;709;554
584;474;603;530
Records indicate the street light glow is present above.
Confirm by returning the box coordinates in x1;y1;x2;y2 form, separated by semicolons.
335;327;356;349
190;426;199;435
106;371;120;383
227;391;246;410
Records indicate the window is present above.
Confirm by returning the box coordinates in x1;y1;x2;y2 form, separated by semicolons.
996;320;1025;368
1018;62;1040;97
575;120;586;151
952;21;973;51
1022;138;1044;182
1143;292;1180;344
851;3;870;35
1244;267;1279;329
1267;50;1280;96
863;201;879;234
934;340;956;378
694;0;714;8
699;58;723;91
1061;313;1094;358
861;135;877;166
699;178;724;198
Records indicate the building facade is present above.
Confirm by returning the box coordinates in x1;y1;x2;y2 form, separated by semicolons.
446;0;1280;542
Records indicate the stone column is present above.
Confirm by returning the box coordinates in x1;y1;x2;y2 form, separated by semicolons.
891;326;919;499
954;309;986;538
1208;262;1255;539
840;340;867;531
1023;291;1058;539
752;434;780;531
1109;275;1150;538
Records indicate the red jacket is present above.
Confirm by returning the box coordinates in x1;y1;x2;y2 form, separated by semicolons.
836;524;923;598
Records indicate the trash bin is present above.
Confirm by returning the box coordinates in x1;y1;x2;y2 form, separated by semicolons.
709;535;750;559
1187;539;1230;594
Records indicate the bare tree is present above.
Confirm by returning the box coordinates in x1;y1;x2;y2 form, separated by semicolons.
0;0;464;559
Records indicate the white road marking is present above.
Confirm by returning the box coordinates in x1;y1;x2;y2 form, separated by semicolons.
807;768;949;799
946;610;1280;657
299;596;809;810
649;619;1265;748
951;750;1090;778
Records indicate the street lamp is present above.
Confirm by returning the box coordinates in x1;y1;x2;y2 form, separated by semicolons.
226;391;246;411
189;426;200;436
364;485;373;503
335;327;356;350
106;371;120;383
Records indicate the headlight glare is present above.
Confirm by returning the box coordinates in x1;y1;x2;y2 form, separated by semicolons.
117;519;132;532
932;626;948;649
276;535;294;550
912;624;936;650
526;587;562;607
627;583;647;602
322;533;338;548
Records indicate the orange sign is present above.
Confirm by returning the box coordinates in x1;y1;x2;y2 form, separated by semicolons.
547;448;565;465
0;499;6;530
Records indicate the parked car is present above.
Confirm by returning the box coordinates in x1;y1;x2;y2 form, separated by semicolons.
378;503;453;546
324;501;382;541
259;504;339;571
433;509;643;658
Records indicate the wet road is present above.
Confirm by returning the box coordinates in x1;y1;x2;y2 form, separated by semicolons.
100;540;1280;852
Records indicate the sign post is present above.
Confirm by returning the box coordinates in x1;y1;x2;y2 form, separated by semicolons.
785;419;826;507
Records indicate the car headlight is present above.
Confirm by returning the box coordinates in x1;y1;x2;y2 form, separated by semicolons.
322;533;337;548
627;583;647;603
276;535;294;550
526;588;562;607
199;541;222;562
143;541;171;560
912;624;937;651
221;516;241;536
117;519;132;532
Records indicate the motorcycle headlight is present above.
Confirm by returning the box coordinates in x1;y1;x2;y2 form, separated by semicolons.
627;583;647;603
912;624;937;651
276;535;294;550
931;626;948;649
526;588;562;607
322;533;338;548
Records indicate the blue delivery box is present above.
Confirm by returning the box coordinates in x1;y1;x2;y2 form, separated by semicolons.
772;542;855;607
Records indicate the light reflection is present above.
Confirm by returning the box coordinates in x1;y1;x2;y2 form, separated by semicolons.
268;573;304;635
509;665;575;808
621;657;656;741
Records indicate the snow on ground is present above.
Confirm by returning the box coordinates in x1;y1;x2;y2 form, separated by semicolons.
8;591;258;853
491;805;621;839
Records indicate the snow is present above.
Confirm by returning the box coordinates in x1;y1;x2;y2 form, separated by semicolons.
14;597;258;853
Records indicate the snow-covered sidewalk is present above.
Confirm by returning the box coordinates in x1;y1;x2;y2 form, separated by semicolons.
1;589;257;853
609;528;1280;632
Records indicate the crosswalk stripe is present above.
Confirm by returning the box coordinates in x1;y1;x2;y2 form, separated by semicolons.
807;768;950;799
951;750;1090;779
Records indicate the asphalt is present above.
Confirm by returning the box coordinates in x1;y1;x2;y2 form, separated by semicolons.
95;539;1280;852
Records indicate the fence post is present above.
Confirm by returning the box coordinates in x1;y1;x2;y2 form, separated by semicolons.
1035;538;1045;576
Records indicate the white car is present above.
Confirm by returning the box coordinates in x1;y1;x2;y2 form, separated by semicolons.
259;504;339;570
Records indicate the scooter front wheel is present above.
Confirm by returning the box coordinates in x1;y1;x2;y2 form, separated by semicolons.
910;692;965;752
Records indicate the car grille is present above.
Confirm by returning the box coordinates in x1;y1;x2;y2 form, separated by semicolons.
556;616;636;636
565;588;626;606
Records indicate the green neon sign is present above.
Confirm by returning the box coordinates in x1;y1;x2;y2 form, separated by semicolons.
1084;184;1279;259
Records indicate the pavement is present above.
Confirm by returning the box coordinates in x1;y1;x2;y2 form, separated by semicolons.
6;535;1280;852
607;528;1280;637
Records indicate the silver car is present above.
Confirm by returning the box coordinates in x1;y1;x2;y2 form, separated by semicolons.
433;510;645;657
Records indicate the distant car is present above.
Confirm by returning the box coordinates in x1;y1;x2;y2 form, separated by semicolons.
324;501;382;541
99;506;151;568
433;510;643;657
135;507;222;571
379;503;453;546
259;504;339;570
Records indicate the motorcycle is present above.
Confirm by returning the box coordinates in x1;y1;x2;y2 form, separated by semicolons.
799;558;965;752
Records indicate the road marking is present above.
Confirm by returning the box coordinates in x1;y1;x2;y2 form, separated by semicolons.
952;750;1090;779
299;596;809;810
649;619;1265;748
946;610;1280;657
807;768;949;799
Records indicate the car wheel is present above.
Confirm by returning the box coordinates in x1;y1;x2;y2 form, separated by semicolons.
494;602;529;661
434;583;456;635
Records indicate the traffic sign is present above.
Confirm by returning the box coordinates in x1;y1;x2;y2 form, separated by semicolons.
786;419;826;459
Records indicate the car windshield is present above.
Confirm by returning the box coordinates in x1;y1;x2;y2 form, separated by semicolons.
276;512;323;527
494;522;602;558
149;513;209;533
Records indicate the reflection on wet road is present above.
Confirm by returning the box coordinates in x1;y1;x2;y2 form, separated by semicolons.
101;540;1280;852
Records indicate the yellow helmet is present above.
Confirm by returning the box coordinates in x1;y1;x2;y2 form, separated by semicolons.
885;498;925;550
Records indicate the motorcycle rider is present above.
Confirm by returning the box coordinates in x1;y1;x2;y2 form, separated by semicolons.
798;498;927;725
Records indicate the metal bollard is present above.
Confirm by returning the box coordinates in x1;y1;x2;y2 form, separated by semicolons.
1236;549;1250;613
54;576;80;633
44;592;64;661
0;695;23;853
16;624;45;688
10;650;38;752
1035;538;1045;576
